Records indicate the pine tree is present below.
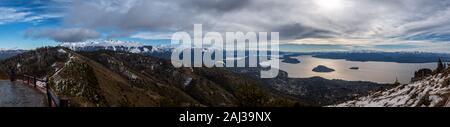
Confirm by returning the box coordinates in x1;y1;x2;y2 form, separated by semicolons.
445;62;448;69
9;67;16;82
436;58;445;73
394;77;401;86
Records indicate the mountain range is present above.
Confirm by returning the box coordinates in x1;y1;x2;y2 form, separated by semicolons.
282;51;450;63
58;40;155;53
0;47;303;107
0;49;26;60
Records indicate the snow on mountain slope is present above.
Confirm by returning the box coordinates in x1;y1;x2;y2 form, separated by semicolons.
58;40;153;53
59;40;143;48
335;70;450;107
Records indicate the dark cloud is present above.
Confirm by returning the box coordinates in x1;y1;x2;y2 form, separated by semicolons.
63;0;187;32
25;28;101;42
275;23;339;40
184;0;251;12
19;0;450;45
61;0;257;36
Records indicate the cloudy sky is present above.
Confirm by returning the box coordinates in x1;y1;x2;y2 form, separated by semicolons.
1;0;450;52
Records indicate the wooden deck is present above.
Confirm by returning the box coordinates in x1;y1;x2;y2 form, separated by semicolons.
0;80;47;107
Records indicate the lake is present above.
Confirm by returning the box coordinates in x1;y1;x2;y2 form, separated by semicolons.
279;56;437;84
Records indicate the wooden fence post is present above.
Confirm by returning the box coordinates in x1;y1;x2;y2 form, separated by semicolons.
47;92;52;107
46;78;53;107
10;70;16;82
27;76;30;85
33;77;37;88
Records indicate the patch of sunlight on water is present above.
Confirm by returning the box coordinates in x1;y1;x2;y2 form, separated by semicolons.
280;56;436;84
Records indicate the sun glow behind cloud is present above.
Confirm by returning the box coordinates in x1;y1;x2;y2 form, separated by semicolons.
1;0;450;52
315;0;345;11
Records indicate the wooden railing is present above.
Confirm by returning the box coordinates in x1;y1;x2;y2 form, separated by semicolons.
19;74;68;107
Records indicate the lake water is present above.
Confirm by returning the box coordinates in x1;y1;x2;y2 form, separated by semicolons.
279;56;437;84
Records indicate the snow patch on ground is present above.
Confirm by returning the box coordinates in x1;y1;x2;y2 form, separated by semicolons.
334;72;450;107
184;77;193;86
58;49;67;54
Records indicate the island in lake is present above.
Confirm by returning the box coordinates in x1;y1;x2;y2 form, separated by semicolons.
350;67;359;70
312;65;335;73
282;56;301;64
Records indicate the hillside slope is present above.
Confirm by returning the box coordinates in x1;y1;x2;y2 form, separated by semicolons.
336;69;450;107
227;67;387;106
0;47;302;107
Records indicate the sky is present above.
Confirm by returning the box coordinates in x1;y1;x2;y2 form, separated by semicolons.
1;0;450;52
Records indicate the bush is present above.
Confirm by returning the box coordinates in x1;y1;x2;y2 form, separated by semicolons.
443;78;450;88
235;84;269;107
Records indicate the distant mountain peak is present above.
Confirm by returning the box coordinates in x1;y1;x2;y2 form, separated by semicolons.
0;47;23;51
58;40;154;53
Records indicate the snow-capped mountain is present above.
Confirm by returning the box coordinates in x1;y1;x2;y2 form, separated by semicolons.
335;69;450;107
58;40;155;53
0;49;26;60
